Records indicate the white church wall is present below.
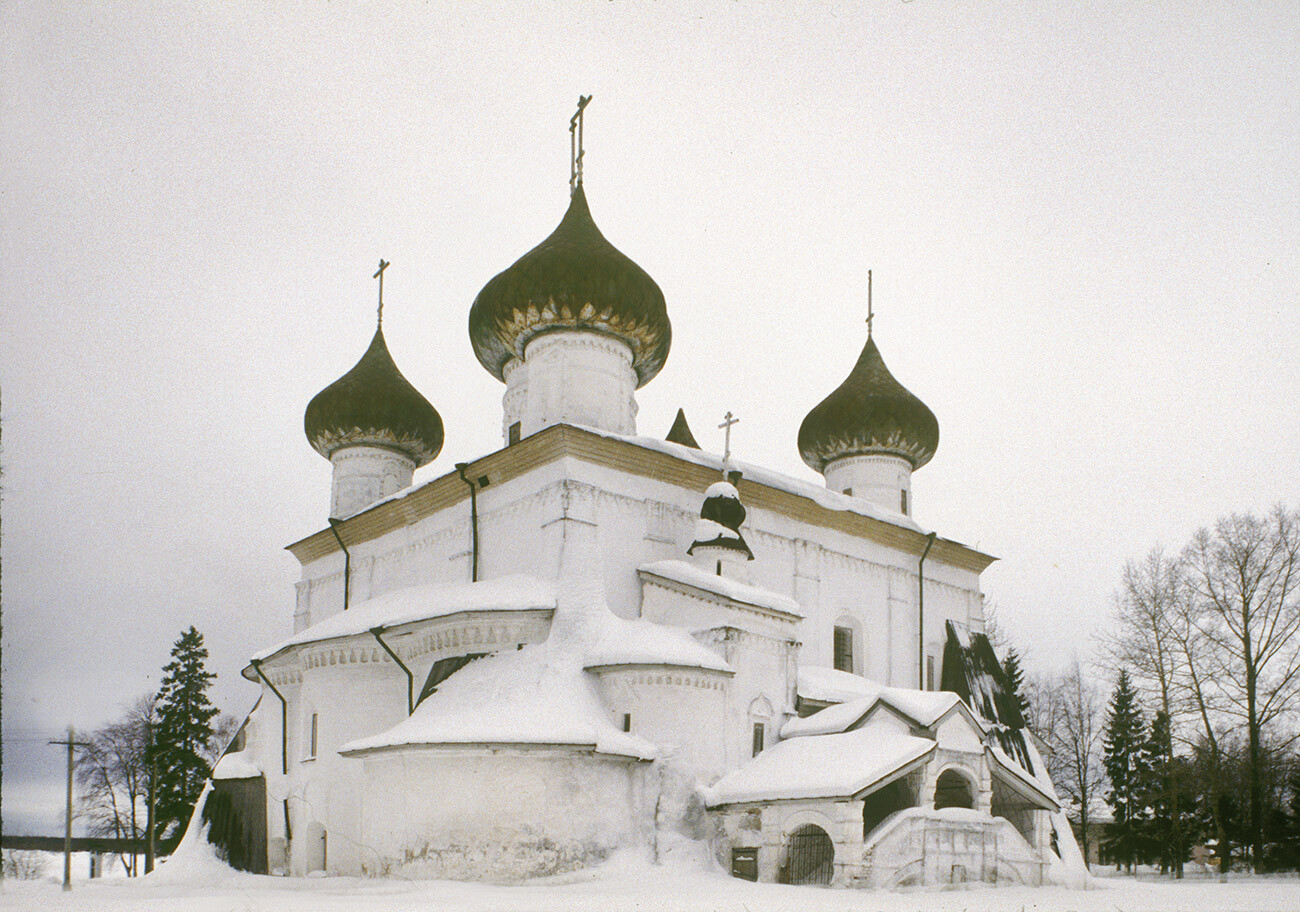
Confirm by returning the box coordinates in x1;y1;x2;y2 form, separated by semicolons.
589;666;729;779
357;748;648;880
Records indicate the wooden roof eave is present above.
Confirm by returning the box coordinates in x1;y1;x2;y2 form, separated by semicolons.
286;424;997;573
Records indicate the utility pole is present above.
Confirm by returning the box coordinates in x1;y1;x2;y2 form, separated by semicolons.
145;722;156;874
49;727;89;892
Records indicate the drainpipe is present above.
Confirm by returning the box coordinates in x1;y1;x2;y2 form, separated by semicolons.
249;659;288;775
370;626;414;715
918;531;937;690
327;518;350;611
455;463;490;583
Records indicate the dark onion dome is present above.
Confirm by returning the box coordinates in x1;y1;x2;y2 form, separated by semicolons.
468;184;671;388
665;408;700;449
688;481;754;561
798;336;939;473
304;326;444;467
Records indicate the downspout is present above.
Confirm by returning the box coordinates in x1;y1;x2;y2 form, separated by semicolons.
918;531;937;690
327;518;350;611
455;463;479;582
249;659;288;775
370;626;414;715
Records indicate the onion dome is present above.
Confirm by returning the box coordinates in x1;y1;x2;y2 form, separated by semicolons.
468;185;671;388
665;408;700;449
304;326;444;467
688;481;754;561
798;336;939;473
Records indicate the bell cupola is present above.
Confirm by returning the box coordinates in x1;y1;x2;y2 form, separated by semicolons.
305;262;444;518
468;97;671;444
797;276;938;517
688;473;754;582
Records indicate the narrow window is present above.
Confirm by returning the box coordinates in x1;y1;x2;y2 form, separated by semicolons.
926;655;936;691
716;560;722;576
508;422;521;445
309;713;318;758
900;489;909;515
752;722;765;757
834;626;854;673
842;487;853;497
623;713;632;733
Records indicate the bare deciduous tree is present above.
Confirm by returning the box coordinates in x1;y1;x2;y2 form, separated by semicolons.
76;695;157;876
1029;659;1106;869
1182;506;1300;871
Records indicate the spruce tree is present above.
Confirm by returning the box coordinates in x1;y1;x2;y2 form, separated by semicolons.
1138;710;1187;873
1103;669;1149;872
153;626;218;841
1002;648;1030;724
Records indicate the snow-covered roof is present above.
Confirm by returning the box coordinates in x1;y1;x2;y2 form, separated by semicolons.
211;752;261;780
340;641;655;760
786;671;966;736
587;427;926;533
795;665;880;704
584;612;732;672
703;724;935;805
250;575;555;664
638;560;803;618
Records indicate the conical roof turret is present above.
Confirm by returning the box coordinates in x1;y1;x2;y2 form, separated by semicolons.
797;335;939;474
304;325;444;467
468;184;671;388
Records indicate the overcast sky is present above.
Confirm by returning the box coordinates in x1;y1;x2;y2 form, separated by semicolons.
2;1;1297;836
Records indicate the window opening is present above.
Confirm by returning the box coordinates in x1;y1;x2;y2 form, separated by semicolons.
926;655;935;691
508;422;521;445
833;626;854;673
623;713;632;732
842;487;853;497
752;722;765;757
900;489;909;515
309;713;318;759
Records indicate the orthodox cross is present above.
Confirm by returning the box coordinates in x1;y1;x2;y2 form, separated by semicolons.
866;268;874;339
718;411;739;473
570;94;592;195
374;259;390;326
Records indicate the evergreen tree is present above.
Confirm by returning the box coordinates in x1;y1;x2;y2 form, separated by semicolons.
153;626;218;841
1138;710;1190;873
1103;669;1149;872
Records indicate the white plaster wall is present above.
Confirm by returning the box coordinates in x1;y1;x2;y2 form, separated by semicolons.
519;332;638;438
823;453;912;517
358;748;647;880
591;667;729;781
330;446;416;520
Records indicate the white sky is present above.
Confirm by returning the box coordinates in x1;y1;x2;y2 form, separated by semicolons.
2;1;1297;835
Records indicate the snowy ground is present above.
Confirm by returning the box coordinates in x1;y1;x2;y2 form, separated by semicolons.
2;847;1298;912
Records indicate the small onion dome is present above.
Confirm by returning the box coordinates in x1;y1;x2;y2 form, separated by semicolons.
304;326;444;467
798;336;939;473
468;184;671;388
665;408;700;449
688;481;754;561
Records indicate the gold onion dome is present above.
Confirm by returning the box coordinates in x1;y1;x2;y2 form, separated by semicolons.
468;184;671;387
797;336;939;473
304;326;444;467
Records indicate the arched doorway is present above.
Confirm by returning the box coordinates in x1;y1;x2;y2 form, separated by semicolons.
781;824;834;885
933;768;975;810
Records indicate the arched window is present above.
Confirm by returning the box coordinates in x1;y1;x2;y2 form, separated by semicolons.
832;615;865;675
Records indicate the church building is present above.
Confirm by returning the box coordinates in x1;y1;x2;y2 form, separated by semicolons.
200;102;1086;889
